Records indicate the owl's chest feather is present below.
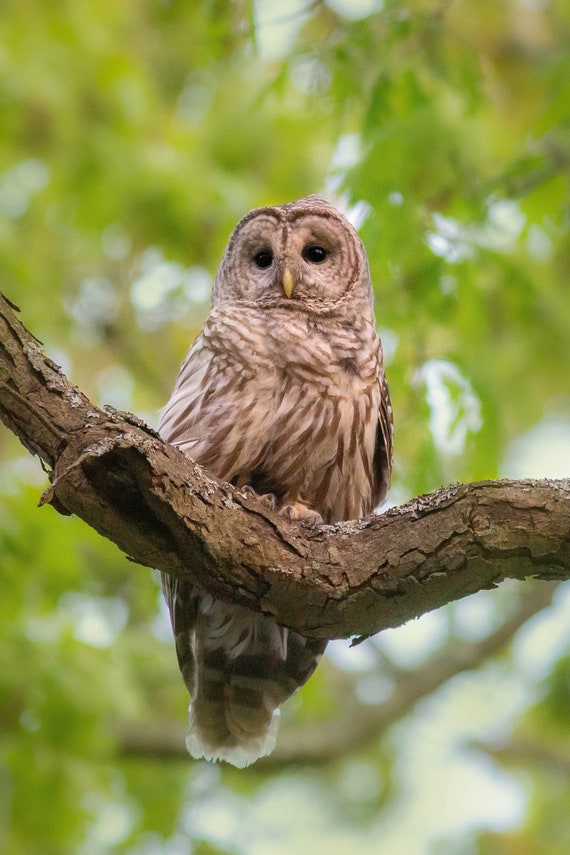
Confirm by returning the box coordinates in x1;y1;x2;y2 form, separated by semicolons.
218;308;375;393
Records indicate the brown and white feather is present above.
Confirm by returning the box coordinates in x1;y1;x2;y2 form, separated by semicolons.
160;196;392;766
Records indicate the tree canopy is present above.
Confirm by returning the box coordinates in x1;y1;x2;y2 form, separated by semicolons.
1;1;569;853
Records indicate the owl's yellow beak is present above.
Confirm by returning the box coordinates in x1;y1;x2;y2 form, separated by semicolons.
282;267;295;299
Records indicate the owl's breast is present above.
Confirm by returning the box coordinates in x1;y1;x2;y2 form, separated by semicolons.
164;305;382;522
258;316;382;521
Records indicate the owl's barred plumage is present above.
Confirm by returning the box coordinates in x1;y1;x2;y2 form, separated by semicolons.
160;196;393;766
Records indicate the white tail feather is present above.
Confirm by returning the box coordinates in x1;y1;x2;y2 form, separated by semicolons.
186;705;280;768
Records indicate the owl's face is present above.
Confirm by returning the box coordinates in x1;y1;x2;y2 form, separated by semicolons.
212;197;371;314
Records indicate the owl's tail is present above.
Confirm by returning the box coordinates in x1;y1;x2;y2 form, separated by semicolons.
167;584;326;768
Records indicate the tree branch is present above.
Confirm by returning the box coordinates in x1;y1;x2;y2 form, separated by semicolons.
114;581;560;765
1;292;569;640
474;735;570;778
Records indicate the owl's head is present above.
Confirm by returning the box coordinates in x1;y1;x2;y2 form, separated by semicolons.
212;196;372;315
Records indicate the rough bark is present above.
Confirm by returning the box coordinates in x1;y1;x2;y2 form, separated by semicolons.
1;292;569;640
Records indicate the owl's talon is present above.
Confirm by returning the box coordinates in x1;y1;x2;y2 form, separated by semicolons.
240;486;276;510
279;503;323;527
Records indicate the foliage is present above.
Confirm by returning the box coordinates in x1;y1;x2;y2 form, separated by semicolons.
0;0;569;852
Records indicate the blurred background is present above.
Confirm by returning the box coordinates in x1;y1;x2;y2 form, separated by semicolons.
1;1;569;853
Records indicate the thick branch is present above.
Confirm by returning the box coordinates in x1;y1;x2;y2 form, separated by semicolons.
1;292;569;640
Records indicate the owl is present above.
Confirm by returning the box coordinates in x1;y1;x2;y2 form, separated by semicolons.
160;196;393;767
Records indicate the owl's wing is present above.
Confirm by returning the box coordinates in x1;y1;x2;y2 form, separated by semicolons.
374;367;394;506
161;573;198;695
159;327;272;482
158;333;215;454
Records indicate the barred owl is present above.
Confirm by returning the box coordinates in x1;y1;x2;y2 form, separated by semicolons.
160;196;393;767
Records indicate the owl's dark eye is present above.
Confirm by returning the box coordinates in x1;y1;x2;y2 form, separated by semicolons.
253;249;273;269
303;245;328;264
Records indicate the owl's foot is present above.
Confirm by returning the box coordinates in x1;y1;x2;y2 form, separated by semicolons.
240;486;322;526
278;502;323;527
240;485;277;511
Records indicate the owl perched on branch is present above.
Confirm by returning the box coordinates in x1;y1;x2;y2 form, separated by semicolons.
160;196;393;767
